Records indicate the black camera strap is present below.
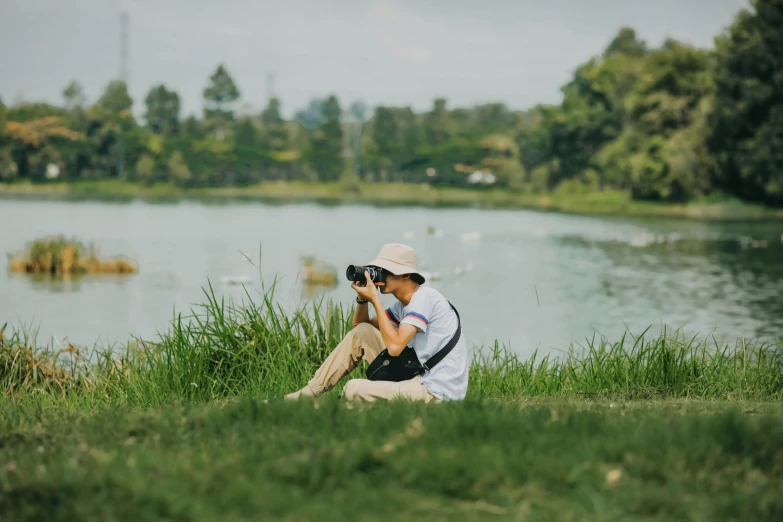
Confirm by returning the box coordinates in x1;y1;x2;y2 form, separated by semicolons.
421;302;461;371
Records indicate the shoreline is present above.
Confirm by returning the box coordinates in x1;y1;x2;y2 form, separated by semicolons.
2;180;782;220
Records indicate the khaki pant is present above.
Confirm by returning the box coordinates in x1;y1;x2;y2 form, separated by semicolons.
306;323;438;403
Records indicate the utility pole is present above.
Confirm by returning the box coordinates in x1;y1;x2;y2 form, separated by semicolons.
117;9;129;178
265;70;276;103
120;10;129;84
350;102;366;178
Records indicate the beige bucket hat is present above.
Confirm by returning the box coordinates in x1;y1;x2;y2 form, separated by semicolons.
367;243;425;283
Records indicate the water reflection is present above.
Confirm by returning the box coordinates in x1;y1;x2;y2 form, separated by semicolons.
556;223;783;343
8;272;134;294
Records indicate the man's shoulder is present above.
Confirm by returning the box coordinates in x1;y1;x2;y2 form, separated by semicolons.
414;287;455;311
413;286;445;302
421;285;445;297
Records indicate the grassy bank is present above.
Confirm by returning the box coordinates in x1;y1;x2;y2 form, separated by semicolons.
2;288;782;520
2;179;782;220
2;286;782;405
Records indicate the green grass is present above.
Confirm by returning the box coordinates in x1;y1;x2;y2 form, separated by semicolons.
2;284;782;406
2;179;782;220
2;286;782;520
1;398;782;521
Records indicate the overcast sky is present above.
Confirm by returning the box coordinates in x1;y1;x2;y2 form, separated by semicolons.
0;0;750;118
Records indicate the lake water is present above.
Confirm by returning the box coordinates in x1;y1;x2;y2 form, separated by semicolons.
2;198;782;357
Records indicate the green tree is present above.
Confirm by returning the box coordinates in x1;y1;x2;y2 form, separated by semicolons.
339;165;362;194
294;98;325;129
167;151;192;188
62;81;86;112
135;153;156;186
349;101;367;123
544;56;630;187
144;84;181;136
535;28;653;189
515;107;549;173
661;98;716;199
0;97;6;143
93;80;137;179
261;97;283;126
347;101;367;174
233;117;263;185
98;80;133;114
397;107;421;143
620;40;715;200
3;104;83;182
497;159;526;191
0;147;16;181
203;64;240;120
234;117;259;149
603;27;648;58
182;116;206;139
308;95;343;181
709;0;783;204
530;163;553;193
58;82;90;180
0;97;17;181
535;30;717;198
472;103;515;136
360;106;424;181
629;40;713;136
423;98;454;145
373;106;401;169
260;97;288;152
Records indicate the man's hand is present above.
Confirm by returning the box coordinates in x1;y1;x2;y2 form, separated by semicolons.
353;270;416;355
351;271;380;304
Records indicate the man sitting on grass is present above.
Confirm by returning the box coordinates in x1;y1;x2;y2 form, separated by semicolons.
285;243;468;402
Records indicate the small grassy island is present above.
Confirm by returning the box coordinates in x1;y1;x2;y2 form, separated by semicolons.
7;235;137;275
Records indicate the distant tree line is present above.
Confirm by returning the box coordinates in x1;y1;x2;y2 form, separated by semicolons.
0;0;780;205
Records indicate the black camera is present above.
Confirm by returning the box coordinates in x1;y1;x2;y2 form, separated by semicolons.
346;265;388;285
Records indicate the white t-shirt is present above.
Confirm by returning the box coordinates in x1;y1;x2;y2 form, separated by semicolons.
385;286;469;401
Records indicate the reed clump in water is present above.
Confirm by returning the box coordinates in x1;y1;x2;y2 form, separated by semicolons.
7;235;137;275
300;255;338;286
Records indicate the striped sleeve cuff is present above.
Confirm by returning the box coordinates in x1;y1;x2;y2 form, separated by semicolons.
402;312;429;331
385;308;400;326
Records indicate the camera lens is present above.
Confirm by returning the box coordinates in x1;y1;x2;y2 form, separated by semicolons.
345;265;367;282
346;265;388;284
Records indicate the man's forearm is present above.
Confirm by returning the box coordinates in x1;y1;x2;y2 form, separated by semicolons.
371;297;403;354
352;301;370;327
